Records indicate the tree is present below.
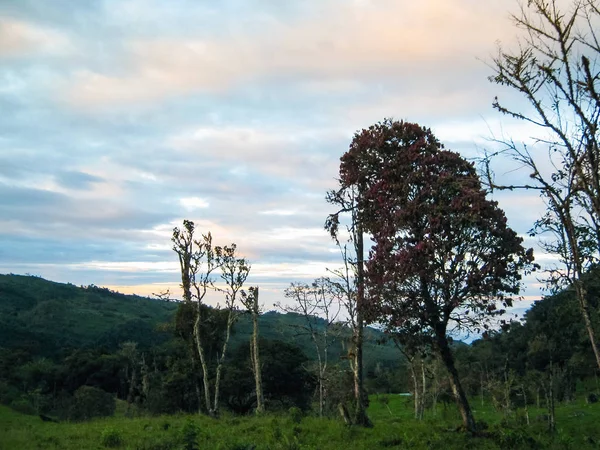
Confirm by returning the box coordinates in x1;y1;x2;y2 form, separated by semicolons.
69;386;116;421
118;342;140;412
326;181;371;426
240;286;264;414
172;220;250;417
221;339;316;413
212;244;250;416
341;119;535;432
172;221;221;415
485;0;600;369
173;299;230;411
282;279;341;417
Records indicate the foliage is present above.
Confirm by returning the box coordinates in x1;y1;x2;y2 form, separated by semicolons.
288;407;303;424
181;419;200;450
101;427;124;448
0;273;404;423
339;120;534;338
69;386;116;421
221;339;316;413
461;266;600;391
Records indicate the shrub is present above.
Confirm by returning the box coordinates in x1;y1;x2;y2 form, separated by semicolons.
181;419;199;450
10;398;36;415
288;407;302;424
101;427;123;448
0;380;20;404
69;386;115;421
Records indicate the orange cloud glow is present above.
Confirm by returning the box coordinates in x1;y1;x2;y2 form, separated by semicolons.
67;0;516;107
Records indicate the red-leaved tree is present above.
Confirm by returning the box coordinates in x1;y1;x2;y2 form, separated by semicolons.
340;119;535;432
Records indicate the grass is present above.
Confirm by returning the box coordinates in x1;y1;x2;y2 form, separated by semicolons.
1;395;599;449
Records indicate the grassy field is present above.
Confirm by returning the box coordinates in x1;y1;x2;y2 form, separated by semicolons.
1;395;599;449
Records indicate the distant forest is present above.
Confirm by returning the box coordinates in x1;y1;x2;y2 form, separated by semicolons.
0;268;598;424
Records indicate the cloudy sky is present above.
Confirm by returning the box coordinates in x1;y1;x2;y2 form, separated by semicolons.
0;0;554;313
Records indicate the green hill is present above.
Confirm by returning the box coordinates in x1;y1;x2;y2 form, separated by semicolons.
0;274;400;368
0;274;177;356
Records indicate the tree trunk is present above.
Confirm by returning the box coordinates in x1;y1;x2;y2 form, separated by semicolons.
421;360;426;420
322;324;329;417
250;289;264;414
548;364;556;433
313;336;325;417
353;223;370;427
194;312;213;416
574;282;600;370
436;333;476;432
480;371;485;407
562;208;600;371
189;347;203;410
432;375;439;416
126;365;136;412
319;373;325;417
409;359;420;420
213;309;235;417
521;385;530;426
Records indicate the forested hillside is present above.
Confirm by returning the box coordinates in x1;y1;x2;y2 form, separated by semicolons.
0;274;177;355
2;269;599;418
456;266;600;401
0;273;405;419
1;269;600;448
0;274;398;365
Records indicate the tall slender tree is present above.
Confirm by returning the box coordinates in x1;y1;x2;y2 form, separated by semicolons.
326;184;371;426
282;279;341;417
213;245;250;416
240;286;264;414
173;221;221;415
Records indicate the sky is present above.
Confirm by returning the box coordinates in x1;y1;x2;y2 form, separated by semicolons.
0;0;558;317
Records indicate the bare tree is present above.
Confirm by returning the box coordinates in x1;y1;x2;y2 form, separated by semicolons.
326;184;371;426
151;289;172;302
484;0;600;369
119;342;140;414
213;245;250;416
282;279;341;417
240;286;264;414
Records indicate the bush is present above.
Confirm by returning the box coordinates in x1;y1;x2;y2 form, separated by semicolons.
101;427;123;448
288;407;302;424
221;340;316;414
181;419;199;450
0;380;20;404
69;386;115;421
10;398;36;415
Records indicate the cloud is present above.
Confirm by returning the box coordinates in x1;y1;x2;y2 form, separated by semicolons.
0;0;559;313
180;197;210;210
165;124;343;185
66;0;516;107
0;18;73;57
55;170;104;190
